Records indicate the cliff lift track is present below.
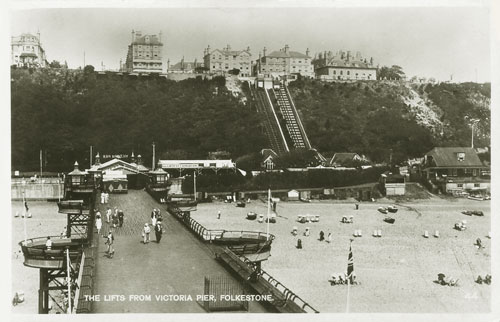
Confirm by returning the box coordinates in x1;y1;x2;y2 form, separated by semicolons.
270;84;312;150
251;86;289;155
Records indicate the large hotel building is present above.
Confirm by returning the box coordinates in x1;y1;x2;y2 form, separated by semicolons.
203;45;253;77
124;30;164;73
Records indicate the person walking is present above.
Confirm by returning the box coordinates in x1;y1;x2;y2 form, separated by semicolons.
104;231;114;258
112;210;119;228
151;209;158;227
95;213;102;235
327;232;332;243
217;210;221;220
106;207;111;223
155;221;164;243
143;224;151;244
118;210;124;227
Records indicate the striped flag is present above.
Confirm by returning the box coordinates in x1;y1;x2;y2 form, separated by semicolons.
347;240;354;282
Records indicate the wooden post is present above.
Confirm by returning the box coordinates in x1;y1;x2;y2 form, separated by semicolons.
38;269;49;314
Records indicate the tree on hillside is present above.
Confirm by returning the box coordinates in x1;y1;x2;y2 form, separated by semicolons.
228;68;240;75
275;149;319;168
49;60;62;68
378;65;405;80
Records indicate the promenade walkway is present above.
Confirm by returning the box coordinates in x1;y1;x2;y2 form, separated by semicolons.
91;190;268;313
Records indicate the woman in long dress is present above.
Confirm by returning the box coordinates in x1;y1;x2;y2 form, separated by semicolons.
151;209;158;227
95;214;102;235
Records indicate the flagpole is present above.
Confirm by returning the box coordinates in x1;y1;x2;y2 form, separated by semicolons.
266;188;270;241
66;248;72;313
346;270;351;313
346;238;354;313
40;149;43;180
23;191;27;245
193;171;197;201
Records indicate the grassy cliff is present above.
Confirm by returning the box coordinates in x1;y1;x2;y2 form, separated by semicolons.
288;79;490;163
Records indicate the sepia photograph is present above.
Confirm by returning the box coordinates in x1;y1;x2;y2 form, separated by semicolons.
4;0;498;320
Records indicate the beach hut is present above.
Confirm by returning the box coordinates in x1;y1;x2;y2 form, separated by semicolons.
288;190;300;201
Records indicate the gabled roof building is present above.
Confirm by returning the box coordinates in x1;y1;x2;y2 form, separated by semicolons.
313;50;376;81
421;147;490;194
11;33;48;68
124;30;163;74
255;45;314;79
168;57;204;73
203;45;252;76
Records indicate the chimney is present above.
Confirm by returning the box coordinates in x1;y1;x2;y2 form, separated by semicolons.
73;161;79;171
306;48;310;57
227;44;231;51
131;30;135;42
347;51;351;61
370;57;374;66
131;152;135;163
284;44;289;53
263;47;267;56
356;51;361;60
167;59;170;70
137;154;143;165
247;46;250;52
95;153;101;165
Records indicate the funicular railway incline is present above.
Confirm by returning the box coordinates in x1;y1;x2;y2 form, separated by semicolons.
251;81;311;155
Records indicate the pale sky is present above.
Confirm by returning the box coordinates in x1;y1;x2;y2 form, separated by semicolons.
9;4;491;82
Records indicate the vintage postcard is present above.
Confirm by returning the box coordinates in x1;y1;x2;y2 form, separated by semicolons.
4;0;498;321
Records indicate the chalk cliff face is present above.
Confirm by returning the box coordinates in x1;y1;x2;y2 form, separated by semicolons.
284;79;490;163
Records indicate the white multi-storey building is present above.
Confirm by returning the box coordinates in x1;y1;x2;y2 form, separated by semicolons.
11;33;48;68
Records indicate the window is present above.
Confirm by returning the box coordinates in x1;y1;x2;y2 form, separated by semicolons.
473;169;477;176
474;183;480;188
347;71;350;75
71;176;81;186
457;152;465;161
340;71;343;75
457;184;463;188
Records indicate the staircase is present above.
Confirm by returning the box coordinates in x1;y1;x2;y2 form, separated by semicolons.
271;84;312;150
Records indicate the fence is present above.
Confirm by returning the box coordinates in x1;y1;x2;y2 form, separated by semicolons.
11;181;64;200
203;276;248;312
162;199;318;313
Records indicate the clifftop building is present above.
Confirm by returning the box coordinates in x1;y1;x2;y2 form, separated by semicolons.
203;45;252;76
11;33;48;68
313;50;377;81
124;30;163;73
255;45;314;79
168;57;204;73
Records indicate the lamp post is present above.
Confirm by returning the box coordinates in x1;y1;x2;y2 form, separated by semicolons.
468;118;480;149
